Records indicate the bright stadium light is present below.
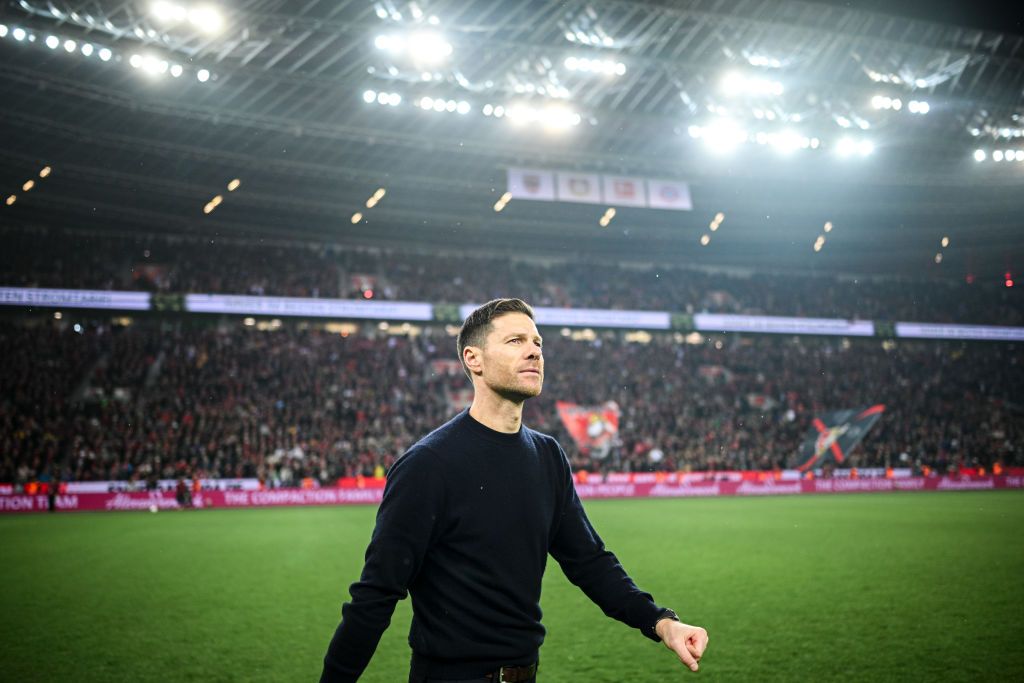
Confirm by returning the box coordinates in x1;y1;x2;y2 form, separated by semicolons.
362;90;376;103
188;6;224;34
974;149;986;162
0;25;7;38
941;236;950;248
64;39;76;52
12;27;26;41
702;119;747;153
387;92;401;106
81;43;94;57
45;35;59;49
456;100;470;114
419;96;433;110
98;47;112;61
197;68;210;82
836;138;857;157
407;32;452;63
129;54;143;68
152;1;188;22
993;150;1004;162
858;140;874;156
169;63;183;77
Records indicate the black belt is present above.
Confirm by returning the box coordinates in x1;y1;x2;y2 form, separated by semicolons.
483;662;538;682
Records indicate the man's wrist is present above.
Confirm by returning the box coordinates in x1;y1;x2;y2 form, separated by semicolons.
653;608;680;641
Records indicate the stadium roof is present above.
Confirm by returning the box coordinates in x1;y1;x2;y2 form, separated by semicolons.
1;0;1023;278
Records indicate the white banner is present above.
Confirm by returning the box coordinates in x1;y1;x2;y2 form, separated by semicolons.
647;179;693;210
602;175;647;207
186;294;433;320
695;313;875;337
507;167;556;201
0;287;150;310
556;172;602;204
895;322;1024;342
458;304;670;330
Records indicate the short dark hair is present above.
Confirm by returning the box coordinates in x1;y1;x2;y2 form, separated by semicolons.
457;298;535;379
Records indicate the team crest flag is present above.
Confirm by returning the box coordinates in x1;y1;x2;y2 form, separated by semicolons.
556;401;620;458
792;404;886;471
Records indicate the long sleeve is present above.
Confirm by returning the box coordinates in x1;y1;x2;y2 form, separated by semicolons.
321;446;446;682
548;444;665;642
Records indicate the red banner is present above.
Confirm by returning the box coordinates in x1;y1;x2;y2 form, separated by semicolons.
2;475;1020;513
556;401;620;457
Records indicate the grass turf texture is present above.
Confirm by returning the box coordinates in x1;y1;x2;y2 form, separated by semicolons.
1;491;1022;682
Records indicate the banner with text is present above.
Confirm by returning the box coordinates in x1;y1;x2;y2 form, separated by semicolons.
507;168;692;211
3;476;1020;513
0;287;151;311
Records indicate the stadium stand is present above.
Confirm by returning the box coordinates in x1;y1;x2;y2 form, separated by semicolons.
2;225;1021;325
1;316;1019;487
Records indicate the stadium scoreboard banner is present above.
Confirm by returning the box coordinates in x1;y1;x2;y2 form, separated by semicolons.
0;287;150;310
694;313;875;337
458;304;671;330
507;167;693;211
3;287;1023;342
894;322;1024;342
184;294;433;320
2;475;1021;513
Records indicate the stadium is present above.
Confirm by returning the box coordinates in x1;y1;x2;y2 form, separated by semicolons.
1;0;1022;680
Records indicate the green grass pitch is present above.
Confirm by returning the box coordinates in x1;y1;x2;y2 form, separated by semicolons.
1;491;1022;682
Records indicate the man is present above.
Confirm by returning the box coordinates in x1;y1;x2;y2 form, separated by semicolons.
321;299;708;682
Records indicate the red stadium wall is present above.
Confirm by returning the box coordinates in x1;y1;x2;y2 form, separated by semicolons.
1;475;1021;513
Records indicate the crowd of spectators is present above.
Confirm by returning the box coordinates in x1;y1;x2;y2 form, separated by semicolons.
1;316;1020;488
3;225;1021;325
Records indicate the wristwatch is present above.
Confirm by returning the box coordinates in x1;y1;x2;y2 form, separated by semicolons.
649;608;680;640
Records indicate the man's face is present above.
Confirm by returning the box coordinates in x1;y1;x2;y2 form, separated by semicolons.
469;312;544;401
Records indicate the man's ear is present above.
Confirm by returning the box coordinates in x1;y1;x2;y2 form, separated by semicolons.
463;345;483;375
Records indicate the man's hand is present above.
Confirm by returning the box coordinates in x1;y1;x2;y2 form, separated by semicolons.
656;618;709;672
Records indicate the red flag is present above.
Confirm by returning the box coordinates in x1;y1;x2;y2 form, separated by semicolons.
556;401;620;457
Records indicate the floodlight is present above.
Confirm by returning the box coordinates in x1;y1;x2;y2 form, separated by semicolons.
45;35;59;49
188;6;224;34
376;92;388;105
152;2;187;22
81;43;94;56
973;149;985;162
12;27;26;41
197;69;210;82
445;99;456;112
993;150;1004;162
857;140;874;156
64;39;76;52
432;99;445;112
363;90;376;103
386;92;401;106
482;104;493;116
129;54;143;68
419;97;434;110
0;24;7;38
456;100;470;114
169;64;183;77
702;119;746;152
836;138;857;157
407;32;452;63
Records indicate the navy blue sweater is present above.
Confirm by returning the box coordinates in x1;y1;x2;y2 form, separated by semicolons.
321;410;665;681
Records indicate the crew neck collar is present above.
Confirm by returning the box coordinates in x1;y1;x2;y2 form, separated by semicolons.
461;409;527;444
